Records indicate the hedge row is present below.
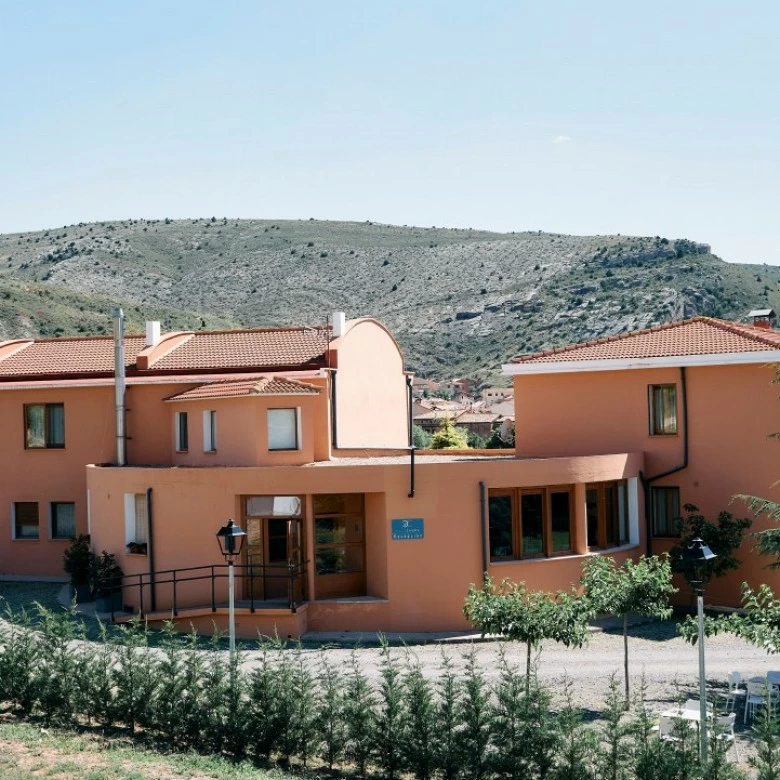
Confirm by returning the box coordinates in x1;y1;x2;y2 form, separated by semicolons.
0;603;765;779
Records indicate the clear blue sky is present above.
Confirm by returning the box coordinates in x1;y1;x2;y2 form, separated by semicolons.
2;1;778;264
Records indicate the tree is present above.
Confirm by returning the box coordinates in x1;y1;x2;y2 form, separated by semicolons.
485;427;514;449
581;555;676;707
668;504;751;580
463;575;591;692
466;430;486;449
412;424;432;449
430;417;468;450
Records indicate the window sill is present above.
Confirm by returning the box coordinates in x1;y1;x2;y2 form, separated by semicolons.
491;543;640;565
125;553;148;558
12;538;40;542
648;432;679;438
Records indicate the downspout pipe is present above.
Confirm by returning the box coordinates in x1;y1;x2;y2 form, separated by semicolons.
479;481;488;579
640;365;689;556
113;308;126;466
146;488;156;613
330;369;338;450
407;375;416;498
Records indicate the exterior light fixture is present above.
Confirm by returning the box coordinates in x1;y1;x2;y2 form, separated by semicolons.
215;519;246;655
680;537;717;765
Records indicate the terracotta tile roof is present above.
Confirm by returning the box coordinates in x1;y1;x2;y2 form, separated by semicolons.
0;326;331;379
455;411;500;424
413;409;457;421
512;317;780;364
0;336;147;377
165;376;322;402
150;327;331;371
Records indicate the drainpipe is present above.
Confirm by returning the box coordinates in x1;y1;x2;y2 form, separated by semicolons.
330;369;338;450
640;365;689;556
146;488;156;613
407;375;416;497
113;308;126;466
479;481;488;578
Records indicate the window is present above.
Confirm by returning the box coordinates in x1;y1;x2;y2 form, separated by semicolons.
267;408;299;451
313;494;365;575
13;502;39;539
24;403;65;449
203;410;217;452
50;502;76;539
651;487;681;537
649;385;677;435
487;486;573;560
175;411;189;452
124;493;148;552
586;481;629;549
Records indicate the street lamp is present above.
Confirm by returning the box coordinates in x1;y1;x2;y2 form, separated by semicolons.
680;537;717;765
216;519;246;655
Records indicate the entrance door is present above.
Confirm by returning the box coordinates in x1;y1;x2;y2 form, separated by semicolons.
244;508;304;603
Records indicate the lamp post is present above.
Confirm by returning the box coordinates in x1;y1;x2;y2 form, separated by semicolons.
216;519;246;656
680;537;717;765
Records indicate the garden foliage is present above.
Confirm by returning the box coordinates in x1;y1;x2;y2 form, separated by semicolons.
0;600;764;779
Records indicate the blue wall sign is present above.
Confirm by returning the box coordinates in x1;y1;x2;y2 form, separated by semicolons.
392;518;424;540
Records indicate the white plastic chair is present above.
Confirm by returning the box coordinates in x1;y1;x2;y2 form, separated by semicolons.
714;712;739;762
717;672;746;714
745;681;769;723
683;698;713;716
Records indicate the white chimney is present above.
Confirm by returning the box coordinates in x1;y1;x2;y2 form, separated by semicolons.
331;311;346;338
145;320;161;347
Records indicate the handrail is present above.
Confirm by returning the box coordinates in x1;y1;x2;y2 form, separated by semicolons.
104;560;309;621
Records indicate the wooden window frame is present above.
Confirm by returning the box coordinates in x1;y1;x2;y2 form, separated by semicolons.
651;486;681;538
648;384;678;436
586;480;629;550
13;502;40;540
23;403;65;449
174;411;189;452
487;485;575;561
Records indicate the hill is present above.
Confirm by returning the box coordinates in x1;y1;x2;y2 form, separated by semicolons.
0;218;778;384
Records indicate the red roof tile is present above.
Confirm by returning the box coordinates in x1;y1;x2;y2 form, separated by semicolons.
512;317;780;364
0;336;147;377
0;326;331;379
150;327;330;371
165;376;321;402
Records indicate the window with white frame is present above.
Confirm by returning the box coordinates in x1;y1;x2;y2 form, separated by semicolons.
13;502;39;539
124;493;148;552
175;411;189;452
203;410;217;452
50;502;76;539
267;408;299;451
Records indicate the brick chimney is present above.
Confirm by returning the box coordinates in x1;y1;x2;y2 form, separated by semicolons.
748;309;776;330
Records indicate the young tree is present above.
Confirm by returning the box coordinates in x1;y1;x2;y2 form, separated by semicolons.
463;575;591;692
669;504;752;580
581;555;676;707
430;417;469;450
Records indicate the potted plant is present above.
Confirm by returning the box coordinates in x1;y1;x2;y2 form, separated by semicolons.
91;551;124;613
63;534;94;603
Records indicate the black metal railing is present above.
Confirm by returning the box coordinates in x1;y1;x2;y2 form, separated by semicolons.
104;559;309;621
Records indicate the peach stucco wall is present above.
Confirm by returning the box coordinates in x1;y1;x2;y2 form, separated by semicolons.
513;363;780;606
87;451;644;633
332;320;409;449
0;385;116;577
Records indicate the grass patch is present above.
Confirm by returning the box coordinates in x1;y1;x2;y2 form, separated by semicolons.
0;718;288;780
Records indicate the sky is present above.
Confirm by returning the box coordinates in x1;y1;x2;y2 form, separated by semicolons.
1;1;778;264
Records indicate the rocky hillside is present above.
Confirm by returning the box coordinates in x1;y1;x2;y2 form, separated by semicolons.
0;218;778;384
